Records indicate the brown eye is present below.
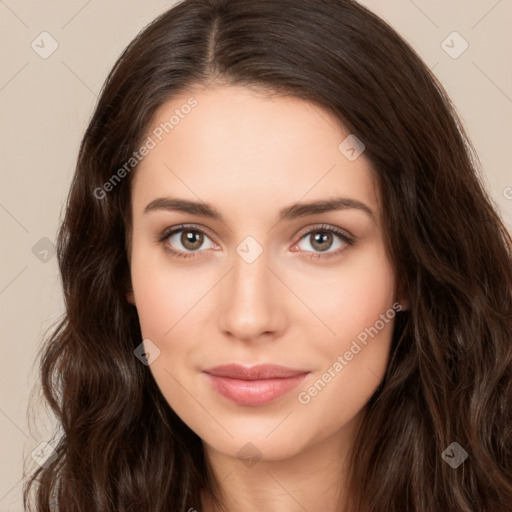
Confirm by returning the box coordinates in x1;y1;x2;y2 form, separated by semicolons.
159;226;216;259
180;230;204;251
309;231;334;252
295;225;354;260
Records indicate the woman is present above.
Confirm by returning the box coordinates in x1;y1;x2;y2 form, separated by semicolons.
24;0;512;510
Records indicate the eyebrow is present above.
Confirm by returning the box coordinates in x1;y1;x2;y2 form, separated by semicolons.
143;196;375;222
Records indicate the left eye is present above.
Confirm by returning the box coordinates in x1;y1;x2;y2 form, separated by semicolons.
295;228;350;255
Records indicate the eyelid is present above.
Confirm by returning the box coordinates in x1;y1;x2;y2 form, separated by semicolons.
158;223;216;243
294;223;354;242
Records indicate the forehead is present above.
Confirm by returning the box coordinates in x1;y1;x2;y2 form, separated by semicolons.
131;85;380;221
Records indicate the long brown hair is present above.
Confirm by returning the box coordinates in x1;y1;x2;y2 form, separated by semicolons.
24;0;512;510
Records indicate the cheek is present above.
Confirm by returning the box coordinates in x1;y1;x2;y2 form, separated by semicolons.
288;245;396;411
292;245;397;344
292;255;397;442
129;251;206;423
129;246;210;338
130;268;172;338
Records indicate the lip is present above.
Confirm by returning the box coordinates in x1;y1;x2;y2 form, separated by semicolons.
202;364;309;406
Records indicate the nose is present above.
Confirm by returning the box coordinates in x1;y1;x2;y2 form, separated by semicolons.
217;248;287;343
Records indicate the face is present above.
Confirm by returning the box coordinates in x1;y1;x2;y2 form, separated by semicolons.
127;85;401;463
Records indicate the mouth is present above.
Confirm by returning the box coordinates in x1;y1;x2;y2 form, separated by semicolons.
202;364;310;406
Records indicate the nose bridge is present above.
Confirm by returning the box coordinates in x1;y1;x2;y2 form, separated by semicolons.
217;241;283;341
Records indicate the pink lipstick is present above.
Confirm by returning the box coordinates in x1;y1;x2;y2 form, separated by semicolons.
203;364;309;406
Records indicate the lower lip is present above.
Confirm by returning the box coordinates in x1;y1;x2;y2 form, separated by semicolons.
204;373;309;406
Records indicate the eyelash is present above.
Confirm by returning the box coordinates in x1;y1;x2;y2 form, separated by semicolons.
157;223;355;261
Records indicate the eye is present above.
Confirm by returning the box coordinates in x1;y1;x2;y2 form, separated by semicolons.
158;225;217;260
293;224;354;260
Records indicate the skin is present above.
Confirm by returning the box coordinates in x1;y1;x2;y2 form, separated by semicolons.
126;84;405;512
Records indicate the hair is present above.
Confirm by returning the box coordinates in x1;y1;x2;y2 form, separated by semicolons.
24;0;512;510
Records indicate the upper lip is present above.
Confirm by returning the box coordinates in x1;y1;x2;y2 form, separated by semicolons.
203;364;309;380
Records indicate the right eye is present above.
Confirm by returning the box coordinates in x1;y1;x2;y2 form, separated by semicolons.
158;225;218;259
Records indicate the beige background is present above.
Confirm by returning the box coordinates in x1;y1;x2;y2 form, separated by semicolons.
1;0;511;509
